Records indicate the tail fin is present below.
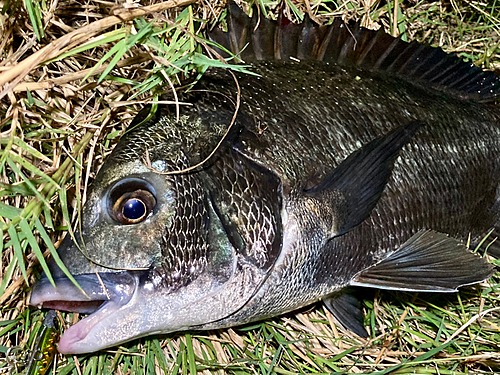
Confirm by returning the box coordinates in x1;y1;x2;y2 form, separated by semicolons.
207;1;500;102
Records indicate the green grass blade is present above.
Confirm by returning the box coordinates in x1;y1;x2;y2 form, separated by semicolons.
52;28;128;62
151;339;169;373
0;227;3;259
97;21;153;84
285;0;304;21
7;224;28;284
9;153;60;189
34;218;85;296
0;251;17;297
19;218;54;286
6;158;51;210
58;178;78;246
0;181;36;197
184;333;197;375
23;0;43;40
12;137;51;163
0;123;16;175
0;202;22;221
82;39;126;83
189;52;257;75
25;128;75;138
96;42;130;84
42;204;54;230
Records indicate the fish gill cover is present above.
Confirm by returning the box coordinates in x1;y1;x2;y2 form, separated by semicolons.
2;0;500;374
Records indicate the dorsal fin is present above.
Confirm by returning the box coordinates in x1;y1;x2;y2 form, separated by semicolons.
208;1;500;102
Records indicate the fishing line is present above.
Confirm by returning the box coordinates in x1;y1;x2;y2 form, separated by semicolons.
66;40;242;271
143;69;242;175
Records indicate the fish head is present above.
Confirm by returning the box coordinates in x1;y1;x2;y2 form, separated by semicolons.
30;108;272;354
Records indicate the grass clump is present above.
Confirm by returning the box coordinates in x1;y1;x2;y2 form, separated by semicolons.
1;0;500;374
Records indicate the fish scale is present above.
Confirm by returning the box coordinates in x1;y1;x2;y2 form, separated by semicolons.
153;165;209;288
207;147;281;268
178;60;500;326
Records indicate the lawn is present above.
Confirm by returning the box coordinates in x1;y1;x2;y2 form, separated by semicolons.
1;0;500;374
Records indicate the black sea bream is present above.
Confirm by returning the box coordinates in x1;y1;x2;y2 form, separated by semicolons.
31;2;500;354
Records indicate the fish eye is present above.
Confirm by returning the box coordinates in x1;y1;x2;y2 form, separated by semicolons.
122;198;147;221
108;179;157;225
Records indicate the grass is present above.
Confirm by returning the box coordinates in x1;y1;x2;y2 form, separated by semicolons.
1;0;500;374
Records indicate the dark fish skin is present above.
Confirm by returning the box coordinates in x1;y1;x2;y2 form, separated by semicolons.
172;61;500;325
29;4;500;353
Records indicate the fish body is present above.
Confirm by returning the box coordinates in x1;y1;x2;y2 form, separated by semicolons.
164;61;500;322
31;4;500;353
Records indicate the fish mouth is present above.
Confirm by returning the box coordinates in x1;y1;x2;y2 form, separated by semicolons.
30;271;137;354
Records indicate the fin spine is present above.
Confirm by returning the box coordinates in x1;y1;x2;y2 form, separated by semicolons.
208;1;500;102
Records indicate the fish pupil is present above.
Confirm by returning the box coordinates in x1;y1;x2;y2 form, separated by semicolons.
122;198;146;220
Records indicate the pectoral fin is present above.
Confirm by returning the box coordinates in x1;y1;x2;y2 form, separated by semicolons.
305;121;423;238
323;290;368;337
351;230;495;292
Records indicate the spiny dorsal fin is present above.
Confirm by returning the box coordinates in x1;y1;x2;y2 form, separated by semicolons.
208;1;500;102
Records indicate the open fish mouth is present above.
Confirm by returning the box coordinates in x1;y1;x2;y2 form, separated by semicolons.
30;271;137;354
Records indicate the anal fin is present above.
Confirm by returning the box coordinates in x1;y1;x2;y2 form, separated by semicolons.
323;290;368;337
351;230;495;292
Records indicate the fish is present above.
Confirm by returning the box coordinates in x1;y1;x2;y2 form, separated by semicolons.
30;1;500;354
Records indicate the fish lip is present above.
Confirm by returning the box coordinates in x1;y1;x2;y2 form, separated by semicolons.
31;271;137;309
30;271;138;353
57;300;123;354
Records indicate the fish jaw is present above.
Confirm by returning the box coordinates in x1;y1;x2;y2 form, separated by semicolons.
30;271;138;354
57;300;123;353
56;271;259;354
53;277;207;354
30;255;266;354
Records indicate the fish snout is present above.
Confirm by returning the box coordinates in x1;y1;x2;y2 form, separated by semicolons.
30;271;137;314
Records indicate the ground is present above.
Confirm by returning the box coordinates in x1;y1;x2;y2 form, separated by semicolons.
1;0;500;374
